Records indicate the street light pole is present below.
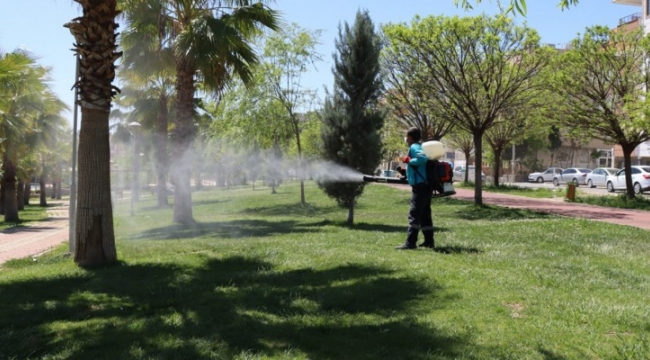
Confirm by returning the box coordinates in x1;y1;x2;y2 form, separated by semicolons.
69;54;80;253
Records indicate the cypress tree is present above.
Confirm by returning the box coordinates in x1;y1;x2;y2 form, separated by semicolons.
319;9;384;226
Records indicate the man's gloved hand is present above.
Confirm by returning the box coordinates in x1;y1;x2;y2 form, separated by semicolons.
403;156;411;163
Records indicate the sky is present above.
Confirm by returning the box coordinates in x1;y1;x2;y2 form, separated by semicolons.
0;0;642;125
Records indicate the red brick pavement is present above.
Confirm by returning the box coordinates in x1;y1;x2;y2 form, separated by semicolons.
0;202;70;266
389;184;650;231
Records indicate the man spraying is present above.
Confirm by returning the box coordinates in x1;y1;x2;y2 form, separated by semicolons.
396;127;435;250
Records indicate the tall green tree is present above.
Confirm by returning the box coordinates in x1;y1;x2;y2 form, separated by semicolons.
319;10;384;226
546;26;650;198
260;24;322;205
383;15;550;205
65;0;121;266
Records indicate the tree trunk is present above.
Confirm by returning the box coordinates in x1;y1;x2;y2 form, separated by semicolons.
67;0;120;266
347;201;354;226
17;180;25;211
171;57;195;225
0;178;4;215
155;93;169;207
463;149;472;183
622;144;636;199
23;179;30;205
293;117;306;205
2;153;19;222
39;175;47;207
492;146;503;187
473;131;484;205
56;180;62;200
75;107;117;266
51;181;57;199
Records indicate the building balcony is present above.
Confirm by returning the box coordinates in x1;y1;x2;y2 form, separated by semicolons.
612;0;642;6
619;12;642;25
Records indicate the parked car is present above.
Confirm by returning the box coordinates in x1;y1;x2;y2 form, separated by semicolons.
528;167;563;183
453;165;486;183
585;167;619;188
606;166;650;194
553;168;592;186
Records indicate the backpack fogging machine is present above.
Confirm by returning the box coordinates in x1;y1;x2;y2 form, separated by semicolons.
362;141;457;198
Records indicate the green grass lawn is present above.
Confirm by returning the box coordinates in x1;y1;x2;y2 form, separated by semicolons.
2;181;650;359
0;203;50;231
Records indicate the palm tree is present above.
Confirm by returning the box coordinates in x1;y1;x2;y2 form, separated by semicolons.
119;0;175;207
121;0;280;224
0;49;49;222
65;0;121;266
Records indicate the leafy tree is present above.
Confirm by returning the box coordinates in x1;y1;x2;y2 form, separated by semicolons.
379;112;407;170
448;131;474;183
259;24;322;205
319;10;384;226
381;37;456;141
65;0;121;266
484;113;528;186
383;15;550;205
455;0;579;16
546;26;650;198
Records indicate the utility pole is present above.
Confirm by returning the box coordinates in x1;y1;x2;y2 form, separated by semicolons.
69;54;79;253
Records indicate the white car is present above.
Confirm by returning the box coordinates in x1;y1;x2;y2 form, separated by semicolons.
553;168;592;186
528;167;563;183
585;167;619;188
606;166;650;194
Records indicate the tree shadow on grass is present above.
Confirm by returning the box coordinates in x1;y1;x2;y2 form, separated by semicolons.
133;219;325;240
0;256;476;360
238;202;341;217
450;204;553;222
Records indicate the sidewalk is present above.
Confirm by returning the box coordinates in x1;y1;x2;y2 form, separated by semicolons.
0;201;70;266
389;184;650;231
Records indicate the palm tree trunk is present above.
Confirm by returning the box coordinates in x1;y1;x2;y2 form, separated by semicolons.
75;108;117;265
67;0;120;266
17;180;25;211
39;175;47;207
2;153;19;222
23;179;30;205
155;93;169;207
0;179;4;215
51;181;57;199
171;57;195;225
